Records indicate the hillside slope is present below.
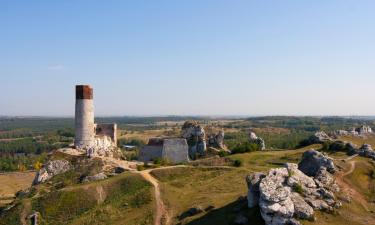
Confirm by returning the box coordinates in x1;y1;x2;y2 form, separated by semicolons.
0;173;155;225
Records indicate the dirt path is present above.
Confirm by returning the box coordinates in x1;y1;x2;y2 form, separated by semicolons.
95;157;236;225
139;170;170;225
336;160;371;212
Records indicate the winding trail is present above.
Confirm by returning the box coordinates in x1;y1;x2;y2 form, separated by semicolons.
98;157;189;225
139;170;170;225
335;159;371;212
104;158;233;225
135;165;189;225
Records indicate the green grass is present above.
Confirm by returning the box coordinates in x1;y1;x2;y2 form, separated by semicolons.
152;147;375;225
151;166;250;225
228;150;303;172
0;173;155;225
344;158;375;202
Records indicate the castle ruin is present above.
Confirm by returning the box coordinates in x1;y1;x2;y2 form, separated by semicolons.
138;137;189;163
74;85;118;157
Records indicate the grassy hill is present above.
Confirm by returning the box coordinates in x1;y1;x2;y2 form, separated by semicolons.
149;146;375;225
1;144;375;225
150;166;250;225
0;173;155;225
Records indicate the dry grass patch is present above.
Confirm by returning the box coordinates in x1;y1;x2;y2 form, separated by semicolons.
151;167;249;225
0;171;35;207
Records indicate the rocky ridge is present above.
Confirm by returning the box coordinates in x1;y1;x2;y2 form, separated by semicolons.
246;149;340;225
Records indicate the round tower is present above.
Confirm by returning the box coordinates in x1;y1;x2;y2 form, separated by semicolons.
74;85;95;149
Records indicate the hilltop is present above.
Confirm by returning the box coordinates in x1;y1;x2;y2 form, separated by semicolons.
1;116;375;225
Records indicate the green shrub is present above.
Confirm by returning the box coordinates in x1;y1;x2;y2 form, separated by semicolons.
137;165;145;171
320;141;347;152
218;150;230;157
233;159;243;167
231;142;260;154
153;157;170;166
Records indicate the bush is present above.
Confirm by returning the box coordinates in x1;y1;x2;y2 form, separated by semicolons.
218;150;230;157
233;159;242;167
153;157;170;166
231;142;260;154
320;141;347;152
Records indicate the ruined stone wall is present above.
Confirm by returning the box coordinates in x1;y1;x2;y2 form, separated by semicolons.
138;146;163;162
162;138;189;163
74;85;95;149
139;138;189;163
95;123;117;146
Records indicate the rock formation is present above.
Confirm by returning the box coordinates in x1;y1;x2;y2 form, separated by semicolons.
82;172;108;182
181;121;207;157
356;125;373;135
208;129;225;149
309;131;332;144
358;144;375;160
87;135;121;158
334;125;373;137
298;149;336;176
33;160;72;184
249;131;266;150
246;172;266;208
247;150;340;225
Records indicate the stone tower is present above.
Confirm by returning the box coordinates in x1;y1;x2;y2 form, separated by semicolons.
74;85;95;149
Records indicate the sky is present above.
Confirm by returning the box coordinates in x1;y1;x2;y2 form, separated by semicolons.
1;0;375;116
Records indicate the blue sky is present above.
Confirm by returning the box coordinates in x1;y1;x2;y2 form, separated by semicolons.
1;0;374;116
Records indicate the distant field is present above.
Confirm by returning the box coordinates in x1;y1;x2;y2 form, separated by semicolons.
118;126;242;143
337;134;375;147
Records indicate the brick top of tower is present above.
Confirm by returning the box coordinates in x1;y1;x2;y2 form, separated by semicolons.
76;85;93;99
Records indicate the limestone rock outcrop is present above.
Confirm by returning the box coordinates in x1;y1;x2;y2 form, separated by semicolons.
33;160;72;184
249;131;266;150
356;125;373;135
298;149;335;176
334;125;373;137
82;172;108;183
346;142;358;155
247;150;341;225
358;144;375;160
309;131;332;144
181;121;207;157
208;130;225;149
86;136;122;158
246;172;266;208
